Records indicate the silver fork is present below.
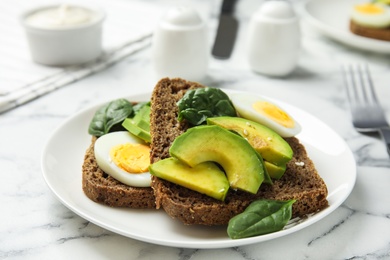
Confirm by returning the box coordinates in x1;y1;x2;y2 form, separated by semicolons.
343;63;390;157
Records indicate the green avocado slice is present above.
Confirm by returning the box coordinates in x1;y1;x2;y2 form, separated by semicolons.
122;118;151;143
149;158;229;201
207;117;293;166
169;125;265;194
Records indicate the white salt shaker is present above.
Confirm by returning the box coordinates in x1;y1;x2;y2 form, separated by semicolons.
152;6;208;82
247;1;300;77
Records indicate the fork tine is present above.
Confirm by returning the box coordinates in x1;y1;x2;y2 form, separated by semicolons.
356;64;370;104
359;63;380;106
343;63;381;108
351;64;370;106
343;64;358;108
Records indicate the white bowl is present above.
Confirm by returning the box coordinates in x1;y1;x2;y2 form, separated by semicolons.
21;4;105;66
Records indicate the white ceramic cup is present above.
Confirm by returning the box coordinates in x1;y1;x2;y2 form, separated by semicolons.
21;4;105;66
152;6;209;82
247;1;300;77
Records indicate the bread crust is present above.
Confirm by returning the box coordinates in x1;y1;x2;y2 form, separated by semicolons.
82;136;156;209
150;78;329;225
350;20;390;41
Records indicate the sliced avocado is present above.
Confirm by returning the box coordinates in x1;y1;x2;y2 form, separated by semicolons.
149;158;229;201
374;0;390;4
207;117;293;166
122;118;151;143
133;105;150;131
264;161;286;180
255;152;272;184
135;119;150;132
169;125;265;194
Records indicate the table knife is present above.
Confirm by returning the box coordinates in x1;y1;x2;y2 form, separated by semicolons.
212;0;238;59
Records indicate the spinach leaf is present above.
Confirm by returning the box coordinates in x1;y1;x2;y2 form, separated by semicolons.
88;99;133;137
177;87;236;125
227;199;295;239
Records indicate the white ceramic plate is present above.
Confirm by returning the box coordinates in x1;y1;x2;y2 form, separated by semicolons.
302;0;390;54
41;91;356;249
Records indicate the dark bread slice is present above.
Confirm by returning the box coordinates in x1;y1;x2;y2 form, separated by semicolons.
150;77;205;163
150;78;328;225
350;20;390;41
82;136;155;209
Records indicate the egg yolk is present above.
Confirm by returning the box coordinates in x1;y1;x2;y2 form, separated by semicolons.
110;143;150;173
252;101;295;128
355;3;384;14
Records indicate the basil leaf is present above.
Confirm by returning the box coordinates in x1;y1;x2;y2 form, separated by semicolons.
227;199;295;239
177;87;236;125
88;99;133;136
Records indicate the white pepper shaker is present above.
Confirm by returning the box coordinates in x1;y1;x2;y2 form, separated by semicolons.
152;6;208;82
247;1;300;77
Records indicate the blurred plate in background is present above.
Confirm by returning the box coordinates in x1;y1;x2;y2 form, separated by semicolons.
303;0;390;54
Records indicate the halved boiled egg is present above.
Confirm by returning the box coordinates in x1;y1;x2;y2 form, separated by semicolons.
351;3;390;28
230;94;301;137
94;131;151;187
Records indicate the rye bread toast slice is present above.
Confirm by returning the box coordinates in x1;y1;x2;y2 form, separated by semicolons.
150;78;328;225
82;136;155;209
350;20;390;41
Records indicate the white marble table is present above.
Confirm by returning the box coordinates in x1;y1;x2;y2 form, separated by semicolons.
1;0;390;259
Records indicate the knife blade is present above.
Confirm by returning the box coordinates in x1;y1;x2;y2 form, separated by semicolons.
212;0;238;59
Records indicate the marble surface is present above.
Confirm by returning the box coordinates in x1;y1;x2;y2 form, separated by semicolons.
1;0;390;259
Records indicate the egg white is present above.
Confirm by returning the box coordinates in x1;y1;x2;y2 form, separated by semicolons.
94;131;151;187
351;3;390;28
230;94;301;137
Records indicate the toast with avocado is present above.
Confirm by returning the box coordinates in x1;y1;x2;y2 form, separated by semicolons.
150;78;328;225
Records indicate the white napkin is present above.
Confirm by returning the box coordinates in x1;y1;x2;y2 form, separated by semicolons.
0;35;151;114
